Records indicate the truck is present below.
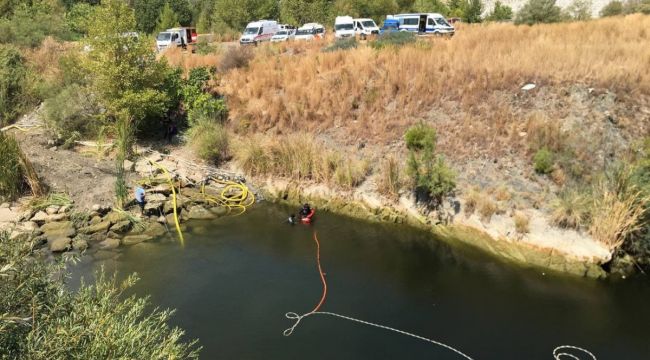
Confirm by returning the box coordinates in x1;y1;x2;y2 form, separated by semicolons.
334;16;355;39
156;27;197;52
387;13;455;36
240;20;279;45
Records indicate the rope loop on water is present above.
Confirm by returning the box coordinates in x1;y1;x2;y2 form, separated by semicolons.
284;231;597;360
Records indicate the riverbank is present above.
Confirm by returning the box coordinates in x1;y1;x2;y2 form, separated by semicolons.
254;177;611;278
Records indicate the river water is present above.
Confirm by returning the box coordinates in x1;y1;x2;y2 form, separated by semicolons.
70;204;650;359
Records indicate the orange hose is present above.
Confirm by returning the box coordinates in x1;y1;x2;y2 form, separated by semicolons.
310;231;327;314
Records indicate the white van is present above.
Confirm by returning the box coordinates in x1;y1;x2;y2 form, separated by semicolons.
353;18;379;39
240;20;279;45
156;27;197;52
335;16;355;39
295;23;325;41
388;13;455;36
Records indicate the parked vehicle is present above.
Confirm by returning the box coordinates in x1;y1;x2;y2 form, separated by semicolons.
294;23;326;41
380;18;400;34
353;18;379;39
156;27;197;52
335;16;355;39
271;29;296;42
240;20;279;45
387;13;455;36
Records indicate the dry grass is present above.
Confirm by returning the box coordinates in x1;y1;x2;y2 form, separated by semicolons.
464;188;481;215
589;186;649;250
478;195;499;222
513;211;530;234
161;46;220;73
550;189;591;229
377;156;403;199
233;134;369;190
220;15;650;152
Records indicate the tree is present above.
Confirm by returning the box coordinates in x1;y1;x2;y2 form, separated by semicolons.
515;0;562;25
486;1;513;21
413;0;449;15
0;45;26;125
156;2;180;32
600;0;624;15
134;0;191;34
65;2;96;35
279;0;331;26
448;0;465;17
463;0;483;23
405;123;456;207
212;0;279;31
0;232;200;359
84;0;172;206
566;0;592;20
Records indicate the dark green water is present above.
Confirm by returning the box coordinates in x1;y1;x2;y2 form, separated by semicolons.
71;204;650;359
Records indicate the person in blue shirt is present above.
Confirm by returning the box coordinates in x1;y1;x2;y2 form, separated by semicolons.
134;186;146;213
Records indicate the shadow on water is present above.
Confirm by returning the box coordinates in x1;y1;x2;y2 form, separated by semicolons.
70;203;650;360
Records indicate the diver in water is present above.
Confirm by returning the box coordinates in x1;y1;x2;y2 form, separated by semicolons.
288;214;296;225
299;203;312;218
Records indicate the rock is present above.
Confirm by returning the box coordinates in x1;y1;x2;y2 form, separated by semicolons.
45;214;67;222
90;232;107;243
165;213;177;225
58;205;70;214
209;206;229;217
20;221;39;232
18;210;35;222
45;205;60;215
150;184;171;195
72;237;88;251
157;216;166;224
146;193;168;202
144;201;163;215
124;159;135;171
93;250;119;260
10;231;29;242
1;208;23;223
49;237;71;252
110;220;131;234
163;197;187;214
0;203;9;208
91;204;101;212
91;204;110;215
122;234;152;246
41;221;76;241
99;238;121;250
104;211;128;225
41;221;74;232
106;231;123;239
89;216;102;225
79;221;111;234
187;206;216;220
143;222;167;237
521;83;536;91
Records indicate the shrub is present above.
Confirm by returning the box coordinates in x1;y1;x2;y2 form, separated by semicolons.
600;0;624;15
323;38;358;53
0;231;200;359
0;44;27;126
370;31;416;50
487;1;514;21
0;133;24;201
515;0;562;25
533;147;554;174
514;211;531;234
478;194;499;221
188;119;230;164
590;185;649;250
219;46;254;72
405;123;456;207
334;158;370;189
550;189;591;229
464;188;481;215
0;2;72;48
43;85;101;138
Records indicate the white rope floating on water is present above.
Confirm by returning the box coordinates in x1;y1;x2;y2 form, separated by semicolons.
284;311;597;360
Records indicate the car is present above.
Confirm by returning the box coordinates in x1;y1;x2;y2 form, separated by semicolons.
271;29;296;42
240;20;279;45
294;23;326;41
353;18;380;39
335;16;355;39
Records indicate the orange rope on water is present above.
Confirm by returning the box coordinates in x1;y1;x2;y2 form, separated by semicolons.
310;231;327;314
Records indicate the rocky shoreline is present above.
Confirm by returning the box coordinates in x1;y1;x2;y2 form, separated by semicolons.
0;154;254;262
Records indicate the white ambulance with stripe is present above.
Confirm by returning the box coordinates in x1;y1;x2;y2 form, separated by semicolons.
239;20;279;45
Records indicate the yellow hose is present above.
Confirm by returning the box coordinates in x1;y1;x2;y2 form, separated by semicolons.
148;160;185;247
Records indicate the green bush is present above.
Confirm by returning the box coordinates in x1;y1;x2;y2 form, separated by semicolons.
0;231;200;359
188;119;229;163
405;123;456;207
533;147;554;174
515;0;562;25
370;31;416;50
600;0;624;15
0;2;73;47
323;38;358;53
0;44;27;126
0;132;24;201
566;0;593;20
